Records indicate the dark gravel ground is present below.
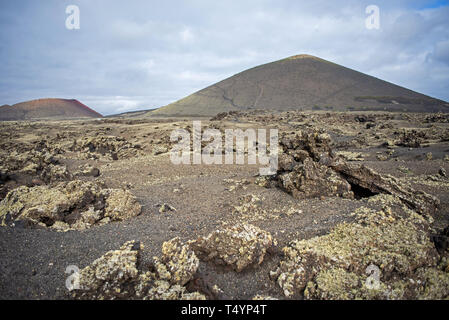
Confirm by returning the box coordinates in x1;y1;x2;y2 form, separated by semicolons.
1;114;448;300
0;170;359;300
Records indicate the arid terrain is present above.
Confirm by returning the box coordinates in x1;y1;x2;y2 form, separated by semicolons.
1;110;449;300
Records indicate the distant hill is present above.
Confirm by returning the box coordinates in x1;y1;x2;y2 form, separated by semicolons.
148;54;449;117
105;109;151;118
0;98;103;121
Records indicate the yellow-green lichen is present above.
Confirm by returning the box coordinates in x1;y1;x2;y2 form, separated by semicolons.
272;197;442;299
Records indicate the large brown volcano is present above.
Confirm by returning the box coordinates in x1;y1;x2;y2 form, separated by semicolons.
149;54;449;116
0;98;102;121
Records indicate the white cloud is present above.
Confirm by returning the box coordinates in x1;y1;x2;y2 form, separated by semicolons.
180;27;194;43
432;40;449;64
111;20;151;38
0;0;448;115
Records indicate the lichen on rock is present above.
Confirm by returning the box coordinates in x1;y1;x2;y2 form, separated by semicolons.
271;195;448;299
0;180;141;230
275;130;352;199
278;157;353;199
76;240;141;299
74;164;100;177
70;135;143;160
274;129;438;216
104;189;142;221
136;237;205;300
395;129;426;148
152;237;199;286
73;239;205;300
0;140;72;200
231;194;278;222
189;223;274;272
331;160;439;216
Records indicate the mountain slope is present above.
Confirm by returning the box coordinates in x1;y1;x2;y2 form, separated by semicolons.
149;54;449;116
0;98;103;121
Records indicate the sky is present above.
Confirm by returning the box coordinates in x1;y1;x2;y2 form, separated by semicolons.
0;0;448;115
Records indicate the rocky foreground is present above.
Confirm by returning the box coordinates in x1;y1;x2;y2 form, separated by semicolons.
0;111;448;299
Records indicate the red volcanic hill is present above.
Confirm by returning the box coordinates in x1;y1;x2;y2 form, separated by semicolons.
0;98;103;121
